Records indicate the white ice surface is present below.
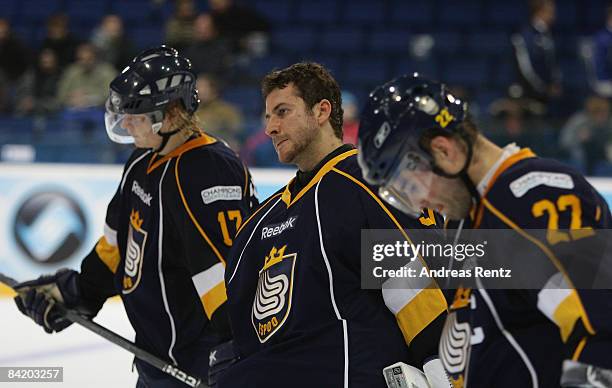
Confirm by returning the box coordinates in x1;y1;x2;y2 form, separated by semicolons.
0;298;138;387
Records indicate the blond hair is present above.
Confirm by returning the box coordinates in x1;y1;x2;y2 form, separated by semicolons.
164;100;202;137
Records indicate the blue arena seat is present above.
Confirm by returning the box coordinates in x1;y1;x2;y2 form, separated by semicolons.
252;0;293;25
559;57;588;90
366;29;411;53
18;0;62;23
483;2;527;29
11;24;34;46
272;27;316;53
593;162;612;177
585;0;609;30
555;0;578;30
0;0;20;20
321;28;364;53
247;55;292;79
389;0;435;28
110;0;155;24
344;57;389;86
130;26;164;50
342;1;385;24
465;31;512;56
442;57;489;88
0;118;34;144
296;0;338;24
66;0;109;24
438;0;483;27
490;58;515;89
432;32;464;54
222;86;263;117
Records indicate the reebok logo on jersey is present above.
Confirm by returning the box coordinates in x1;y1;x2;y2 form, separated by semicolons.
132;180;152;206
261;216;298;240
201;186;242;204
509;172;574;198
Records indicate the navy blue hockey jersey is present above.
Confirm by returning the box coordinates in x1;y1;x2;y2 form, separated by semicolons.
78;134;257;382
220;148;448;388
440;148;612;388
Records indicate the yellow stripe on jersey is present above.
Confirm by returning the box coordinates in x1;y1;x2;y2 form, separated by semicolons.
175;154;226;265
0;282;16;297
147;134;217;174
482;198;596;337
553;290;584;342
572;336;588;360
95;236;120;274
281;149;357;207
200;281;227;319
395;287;447;344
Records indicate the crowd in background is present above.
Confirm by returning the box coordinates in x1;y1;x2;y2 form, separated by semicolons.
0;0;611;175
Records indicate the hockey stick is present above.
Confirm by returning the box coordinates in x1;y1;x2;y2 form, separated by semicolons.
0;272;205;387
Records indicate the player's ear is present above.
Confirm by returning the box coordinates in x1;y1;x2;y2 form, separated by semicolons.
430;135;459;172
313;99;332;126
430;135;451;158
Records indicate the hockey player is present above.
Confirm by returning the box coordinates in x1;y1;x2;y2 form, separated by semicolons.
13;46;257;387
213;63;450;388
357;74;612;387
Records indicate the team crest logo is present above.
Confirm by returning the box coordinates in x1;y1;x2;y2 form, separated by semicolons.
123;209;147;294
440;312;471;387
440;287;477;388
251;245;297;343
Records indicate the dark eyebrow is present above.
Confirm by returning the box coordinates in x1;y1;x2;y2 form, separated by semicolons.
265;103;288;120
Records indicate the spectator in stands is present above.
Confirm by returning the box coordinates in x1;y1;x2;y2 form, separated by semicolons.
184;13;232;80
91;14;135;71
58;43;116;109
488;98;532;145
511;0;561;114
0;18;30;82
589;5;612;97
164;0;197;51
560;95;612;174
58;43;116;132
209;0;269;56
341;91;359;145
15;49;62;116
195;73;244;150
0;18;30;113
41;14;80;67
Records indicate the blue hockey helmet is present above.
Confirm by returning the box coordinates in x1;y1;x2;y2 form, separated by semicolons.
104;45;199;144
357;73;469;215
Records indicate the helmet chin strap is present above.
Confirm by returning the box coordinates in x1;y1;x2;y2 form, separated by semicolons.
431;132;480;200
153;127;182;153
148;110;183;154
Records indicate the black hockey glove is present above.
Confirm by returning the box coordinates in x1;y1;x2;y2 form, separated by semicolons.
208;340;239;387
14;269;98;333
